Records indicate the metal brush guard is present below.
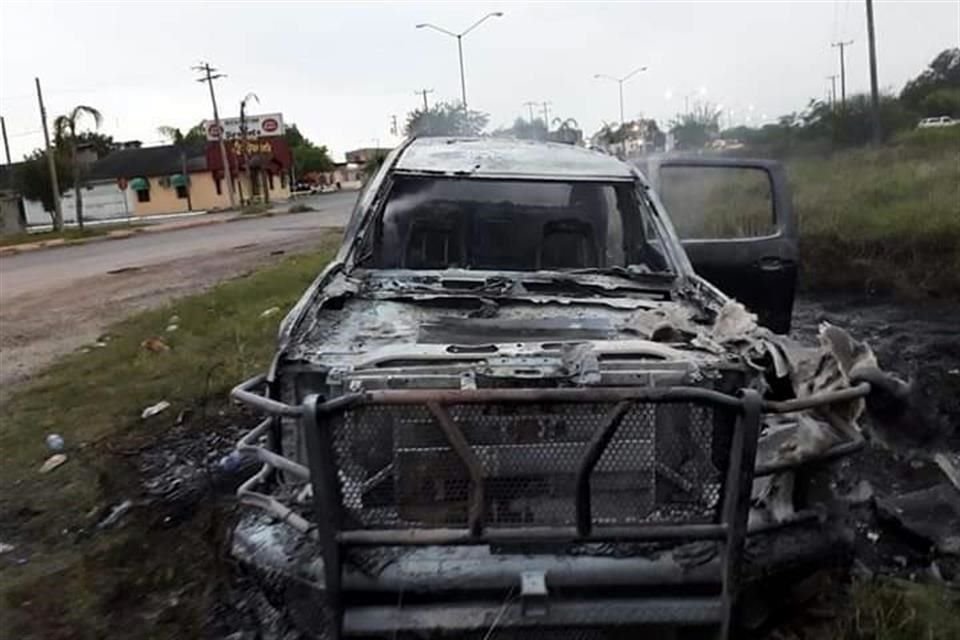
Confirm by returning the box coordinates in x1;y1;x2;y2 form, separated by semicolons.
232;376;870;639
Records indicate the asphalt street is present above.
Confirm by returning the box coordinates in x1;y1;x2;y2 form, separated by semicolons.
0;191;357;301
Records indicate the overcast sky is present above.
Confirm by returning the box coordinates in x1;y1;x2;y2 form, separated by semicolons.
1;1;957;162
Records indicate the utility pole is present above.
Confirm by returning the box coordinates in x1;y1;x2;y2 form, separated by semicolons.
415;88;434;111
541;102;551;130
831;40;854;109
826;74;839;109
865;0;882;145
1;116;11;164
390;114;399;136
523;101;538;123
35;77;63;230
194;62;235;208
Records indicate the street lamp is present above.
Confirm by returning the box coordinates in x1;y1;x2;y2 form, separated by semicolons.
239;92;259;205
416;12;503;110
594;66;648;126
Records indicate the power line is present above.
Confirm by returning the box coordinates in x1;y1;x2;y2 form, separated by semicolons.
415;88;434;111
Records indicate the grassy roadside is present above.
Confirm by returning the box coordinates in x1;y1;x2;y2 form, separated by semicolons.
788;127;960;298
0;234;339;638
0;225;124;248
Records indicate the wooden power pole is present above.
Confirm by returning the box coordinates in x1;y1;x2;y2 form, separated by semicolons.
194;62;236;208
831;40;854;110
35;77;63;230
865;0;882;144
1;116;11;165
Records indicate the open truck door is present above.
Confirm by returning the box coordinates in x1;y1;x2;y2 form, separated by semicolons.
647;156;798;333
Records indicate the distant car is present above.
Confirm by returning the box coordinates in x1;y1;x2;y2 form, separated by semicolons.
917;115;958;129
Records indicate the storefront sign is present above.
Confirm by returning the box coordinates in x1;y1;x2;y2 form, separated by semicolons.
204;113;284;141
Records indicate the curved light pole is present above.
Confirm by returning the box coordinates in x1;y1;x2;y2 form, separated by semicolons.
416;12;503;110
594;66;648;126
239;92;259;205
594;66;647;157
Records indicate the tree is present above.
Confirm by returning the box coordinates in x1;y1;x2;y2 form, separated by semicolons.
901;48;960;112
54;105;102;230
74;131;115;158
15;150;72;224
550;117;584;145
293;144;334;176
669;102;722;149
360;150;389;180
492;117;547;141
285;123;310;148
405;102;489;137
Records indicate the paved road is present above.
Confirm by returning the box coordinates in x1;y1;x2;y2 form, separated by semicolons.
0;191;357;300
0;191;357;394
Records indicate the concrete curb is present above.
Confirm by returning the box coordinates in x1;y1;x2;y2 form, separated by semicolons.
0;214;241;258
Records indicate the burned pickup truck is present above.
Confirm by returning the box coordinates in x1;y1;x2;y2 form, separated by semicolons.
230;138;898;639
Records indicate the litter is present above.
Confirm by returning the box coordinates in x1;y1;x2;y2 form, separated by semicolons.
141;400;171;419
0;542;14;554
141;336;170;352
97;500;135;529
260;306;281;318
45;433;65;452
165;324;179;333
39;454;68;474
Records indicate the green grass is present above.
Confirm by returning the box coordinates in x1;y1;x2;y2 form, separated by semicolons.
0;234;339;638
0;225;122;248
787;126;960;297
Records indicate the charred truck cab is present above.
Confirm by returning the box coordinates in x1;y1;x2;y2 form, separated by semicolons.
230;138;875;639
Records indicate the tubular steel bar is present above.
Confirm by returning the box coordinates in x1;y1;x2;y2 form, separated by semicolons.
320;386;747;410
755;437;865;477
302;394;344;640
231;374;304;417
760;383;870;413
338;523;728;546
720;388;762;639
425;401;486;536
575;401;632;536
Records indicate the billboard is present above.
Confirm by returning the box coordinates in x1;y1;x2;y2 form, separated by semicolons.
204;113;283;141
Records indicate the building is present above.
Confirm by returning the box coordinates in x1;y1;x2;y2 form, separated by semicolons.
344;147;393;164
0;164;26;235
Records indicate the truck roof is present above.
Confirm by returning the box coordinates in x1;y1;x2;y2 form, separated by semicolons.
394;137;636;180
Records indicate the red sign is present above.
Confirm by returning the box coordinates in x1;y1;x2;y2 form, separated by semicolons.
205;137;292;174
206;123;223;138
117;177;128;190
261;118;279;133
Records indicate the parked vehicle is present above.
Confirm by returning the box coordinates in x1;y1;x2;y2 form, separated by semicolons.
231;137;894;639
917;115;958;128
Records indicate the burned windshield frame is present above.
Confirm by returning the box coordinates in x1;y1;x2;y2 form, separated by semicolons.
360;174;676;275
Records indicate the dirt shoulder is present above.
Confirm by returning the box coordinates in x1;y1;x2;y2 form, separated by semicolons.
0;230;340;400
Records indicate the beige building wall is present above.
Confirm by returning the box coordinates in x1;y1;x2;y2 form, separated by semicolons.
130;171;289;216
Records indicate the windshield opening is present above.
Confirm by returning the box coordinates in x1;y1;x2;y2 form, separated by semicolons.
364;175;671;273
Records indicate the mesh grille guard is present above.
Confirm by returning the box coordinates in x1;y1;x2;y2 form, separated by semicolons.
231;377;870;638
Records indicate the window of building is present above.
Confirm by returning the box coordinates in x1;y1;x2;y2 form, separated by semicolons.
137;189;151;203
176;185;188;199
269;173;275;190
280;172;287;188
215;177;222;195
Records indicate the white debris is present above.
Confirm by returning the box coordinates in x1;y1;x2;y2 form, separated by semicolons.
165;324;179;333
45;433;65;452
94;341;108;348
141;400;171;420
867;531;880;543
168;315;181;324
0;542;15;554
98;499;135;529
39;453;68;474
260;306;281;318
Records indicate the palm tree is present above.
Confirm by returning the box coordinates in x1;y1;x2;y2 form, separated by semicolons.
157;126;193;211
54;105;102;230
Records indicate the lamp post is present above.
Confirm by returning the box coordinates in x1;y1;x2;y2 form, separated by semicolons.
594;66;648;157
416;12;503;110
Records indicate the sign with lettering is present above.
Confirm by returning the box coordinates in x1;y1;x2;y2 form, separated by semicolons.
204;113;284;141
